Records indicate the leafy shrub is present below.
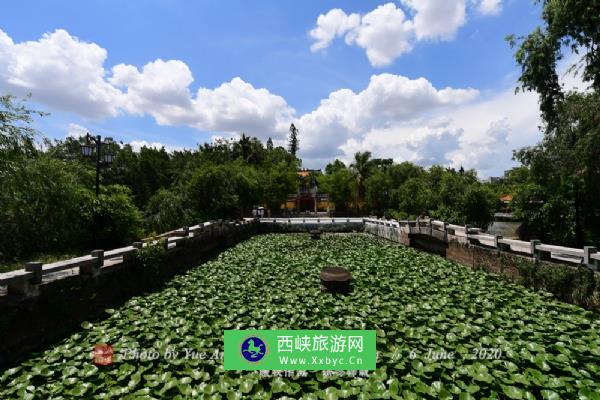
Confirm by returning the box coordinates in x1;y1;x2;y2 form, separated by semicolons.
144;189;193;235
511;256;599;308
462;186;496;228
394;177;432;217
135;240;166;274
77;185;143;250
186;162;260;219
0;155;89;259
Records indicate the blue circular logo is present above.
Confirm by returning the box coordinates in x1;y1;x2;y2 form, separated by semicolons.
241;336;267;362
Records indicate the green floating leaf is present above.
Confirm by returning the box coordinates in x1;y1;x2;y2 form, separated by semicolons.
503;385;525;399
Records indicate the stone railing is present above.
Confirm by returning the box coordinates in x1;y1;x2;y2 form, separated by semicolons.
258;217;364;225
0;219;256;298
257;216;598;270
363;217;599;271
2;216;597;299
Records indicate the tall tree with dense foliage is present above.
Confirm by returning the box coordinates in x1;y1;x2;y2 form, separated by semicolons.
0;96;142;260
508;0;600;129
508;1;600;246
318;160;353;212
513;92;600;245
261;162;298;216
288;123;299;157
350;151;372;214
365;169;392;217
0;94;46;158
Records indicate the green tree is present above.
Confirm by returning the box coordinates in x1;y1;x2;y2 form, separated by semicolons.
262;162;298;215
319;160;353;212
350;151;373;214
507;0;600;245
395;177;432;218
387;162;425;188
462;186;496;228
508;0;600;129
0;156;90;258
0;94;46;160
145;188;194;235
513;92;600;245
85;185;143;249
288;123;299;157
365;169;392;217
186;162;260;219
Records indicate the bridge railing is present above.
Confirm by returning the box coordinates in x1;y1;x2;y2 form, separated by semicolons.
362;217;598;271
258;217;364;225
2;216;597;297
0;219;253;297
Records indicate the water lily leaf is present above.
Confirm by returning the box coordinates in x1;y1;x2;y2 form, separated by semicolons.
324;386;339;400
502;385;525;399
540;390;560;400
2;234;599;398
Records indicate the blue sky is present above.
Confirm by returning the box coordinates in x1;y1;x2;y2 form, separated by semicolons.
0;0;549;176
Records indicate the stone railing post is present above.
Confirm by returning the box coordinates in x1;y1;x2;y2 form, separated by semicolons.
124;242;143;262
25;261;43;284
584;246;597;270
530;240;541;261
7;262;42;297
464;224;472;242
182;226;189;236
443;222;449;242
82;250;104;278
493;235;501;249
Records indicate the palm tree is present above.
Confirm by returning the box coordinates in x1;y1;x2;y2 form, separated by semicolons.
350;151;372;215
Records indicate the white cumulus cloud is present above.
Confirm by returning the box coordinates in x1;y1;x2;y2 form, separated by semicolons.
309;9;360;52
66;123;89;138
129;140;183;153
0;28;295;140
0;29;125;118
326;87;540;178
346;4;415;67
110;60;294;138
296;73;479;162
1;27;544;178
475;0;503;16
310;0;503;67
402;0;466;41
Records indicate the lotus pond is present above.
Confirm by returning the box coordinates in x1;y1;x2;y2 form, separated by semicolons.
1;233;600;399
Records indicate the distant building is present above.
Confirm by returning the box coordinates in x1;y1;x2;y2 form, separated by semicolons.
282;168;333;214
489;176;504;184
499;194;513;213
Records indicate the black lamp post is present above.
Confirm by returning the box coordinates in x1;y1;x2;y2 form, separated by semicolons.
81;133;114;196
81;133;114;246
